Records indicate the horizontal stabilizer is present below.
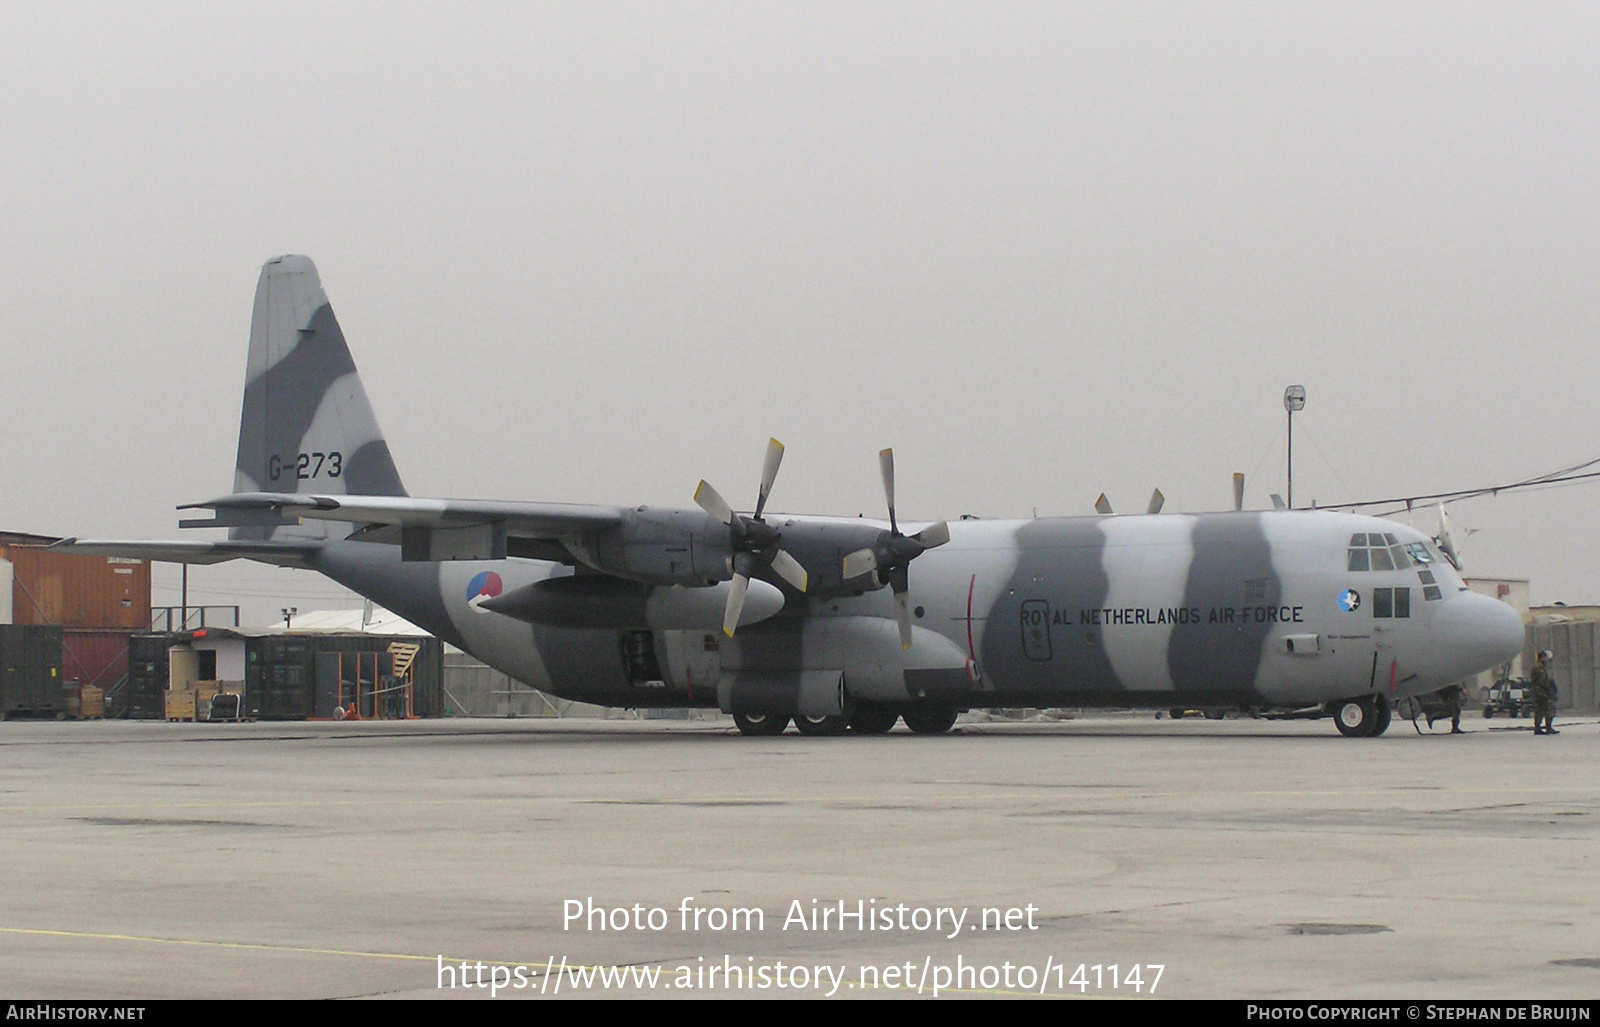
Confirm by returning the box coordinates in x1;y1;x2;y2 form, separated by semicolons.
182;493;623;536
48;538;320;567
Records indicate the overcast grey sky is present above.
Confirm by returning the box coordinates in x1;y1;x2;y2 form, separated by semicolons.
2;2;1596;622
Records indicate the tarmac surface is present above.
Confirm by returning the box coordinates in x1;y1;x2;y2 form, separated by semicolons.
1;711;1597;1000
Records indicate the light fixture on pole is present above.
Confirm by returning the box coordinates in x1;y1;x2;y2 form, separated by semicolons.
281;607;297;630
1283;385;1306;510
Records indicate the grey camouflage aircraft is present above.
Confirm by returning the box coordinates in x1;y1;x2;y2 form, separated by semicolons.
62;256;1526;737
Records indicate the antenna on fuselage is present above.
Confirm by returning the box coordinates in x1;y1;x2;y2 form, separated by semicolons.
1436;503;1463;571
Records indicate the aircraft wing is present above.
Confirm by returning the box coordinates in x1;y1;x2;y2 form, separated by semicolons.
48;538;321;567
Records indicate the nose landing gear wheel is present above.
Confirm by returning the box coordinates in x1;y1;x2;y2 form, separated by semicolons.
1331;696;1391;738
732;711;791;736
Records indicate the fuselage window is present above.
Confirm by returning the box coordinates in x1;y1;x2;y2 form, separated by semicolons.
1372;586;1411;618
1423;585;1442;601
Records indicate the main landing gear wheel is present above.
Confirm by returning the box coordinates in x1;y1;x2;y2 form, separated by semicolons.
794;715;848;736
848;705;900;735
733;711;790;736
901;705;959;735
1331;696;1390;738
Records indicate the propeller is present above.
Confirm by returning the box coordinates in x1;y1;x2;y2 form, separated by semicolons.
840;448;950;649
1146;489;1165;515
1094;494;1113;515
694;438;808;637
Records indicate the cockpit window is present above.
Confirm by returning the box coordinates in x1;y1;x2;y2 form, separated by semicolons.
1347;533;1417;572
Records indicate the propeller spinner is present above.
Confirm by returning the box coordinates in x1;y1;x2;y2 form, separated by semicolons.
694;438;808;637
841;448;951;649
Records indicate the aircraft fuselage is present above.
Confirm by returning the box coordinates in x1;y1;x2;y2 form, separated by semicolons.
309;508;1525;717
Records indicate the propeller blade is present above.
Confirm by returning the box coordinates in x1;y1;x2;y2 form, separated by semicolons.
769;548;808;592
1270;493;1286;511
694;480;734;525
1233;472;1245;512
1146;489;1164;515
893;590;913;649
842;547;878;580
722;573;750;638
913;521;950;549
755;438;784;518
1094;494;1112;515
879;448;897;533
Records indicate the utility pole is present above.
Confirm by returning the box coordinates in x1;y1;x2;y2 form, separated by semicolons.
1283;385;1305;509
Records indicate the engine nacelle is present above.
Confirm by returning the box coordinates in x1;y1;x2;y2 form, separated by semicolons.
566;508;732;586
480;573;784;631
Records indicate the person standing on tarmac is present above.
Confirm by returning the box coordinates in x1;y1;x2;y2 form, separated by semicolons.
1443;683;1465;734
1529;649;1558;735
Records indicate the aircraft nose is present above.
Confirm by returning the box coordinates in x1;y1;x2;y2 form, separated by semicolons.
1438;591;1526;680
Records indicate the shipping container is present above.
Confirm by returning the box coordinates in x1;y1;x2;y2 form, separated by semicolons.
1;625;64;718
61;630;133;714
0;540;150;630
126;634;179;720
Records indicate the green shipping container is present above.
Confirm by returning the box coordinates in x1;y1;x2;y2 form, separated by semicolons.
1;625;65;718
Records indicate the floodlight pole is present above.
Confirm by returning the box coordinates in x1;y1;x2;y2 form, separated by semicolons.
1283;386;1306;510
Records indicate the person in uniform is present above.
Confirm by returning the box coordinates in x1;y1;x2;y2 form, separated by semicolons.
1443;683;1464;734
1529;649;1558;735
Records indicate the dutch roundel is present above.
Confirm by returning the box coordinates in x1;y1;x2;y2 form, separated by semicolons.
467;571;504;613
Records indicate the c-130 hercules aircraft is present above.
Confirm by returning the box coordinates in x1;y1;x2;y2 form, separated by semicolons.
63;256;1525;737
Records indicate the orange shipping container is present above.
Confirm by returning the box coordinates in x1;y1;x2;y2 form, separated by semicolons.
0;541;150;630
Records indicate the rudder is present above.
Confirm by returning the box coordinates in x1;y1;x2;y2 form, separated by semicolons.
232;256;406;540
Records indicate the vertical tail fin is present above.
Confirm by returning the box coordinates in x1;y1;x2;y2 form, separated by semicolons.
231;256;406;540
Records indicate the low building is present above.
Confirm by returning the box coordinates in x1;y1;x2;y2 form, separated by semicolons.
1528;604;1600;714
